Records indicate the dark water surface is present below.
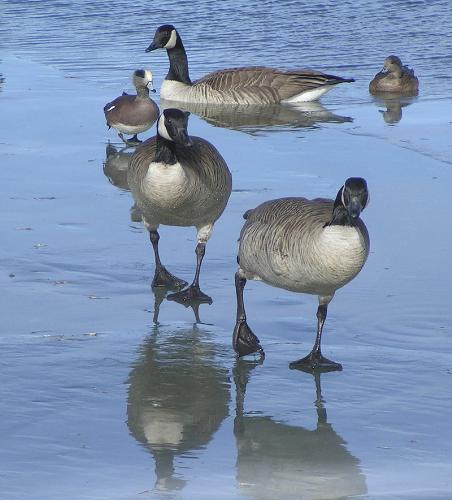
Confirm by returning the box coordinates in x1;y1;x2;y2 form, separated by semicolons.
1;1;452;499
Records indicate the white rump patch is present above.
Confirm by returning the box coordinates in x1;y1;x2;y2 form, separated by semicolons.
164;29;177;49
282;85;333;103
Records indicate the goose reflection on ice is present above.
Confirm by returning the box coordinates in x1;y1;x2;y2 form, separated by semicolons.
160;99;352;134
127;326;230;492
371;93;417;124
233;363;367;499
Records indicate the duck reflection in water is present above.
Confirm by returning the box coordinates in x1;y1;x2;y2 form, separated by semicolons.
127;326;230;492
371;94;417;124
233;362;367;499
160;99;352;135
103;143;142;222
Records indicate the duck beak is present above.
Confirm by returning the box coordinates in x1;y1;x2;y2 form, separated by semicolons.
147;80;156;93
145;42;158;53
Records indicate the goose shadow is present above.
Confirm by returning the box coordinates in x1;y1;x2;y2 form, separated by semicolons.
371;93;417;124
233;363;367;498
126;325;230;493
160;99;353;135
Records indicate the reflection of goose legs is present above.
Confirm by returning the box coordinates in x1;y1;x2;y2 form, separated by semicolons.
149;230;188;289
152;286;205;324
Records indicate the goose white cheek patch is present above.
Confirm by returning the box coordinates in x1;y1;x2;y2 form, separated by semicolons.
164;30;177;49
157;116;173;141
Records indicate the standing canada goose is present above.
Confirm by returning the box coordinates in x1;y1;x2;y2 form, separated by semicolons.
145;25;355;105
104;69;159;145
233;178;370;371
369;55;419;95
127;108;232;304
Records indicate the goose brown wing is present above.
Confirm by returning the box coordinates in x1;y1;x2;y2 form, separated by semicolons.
244;197;332;224
194;67;353;102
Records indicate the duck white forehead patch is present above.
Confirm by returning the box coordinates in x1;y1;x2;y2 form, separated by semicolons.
157;115;173;141
164;29;177;49
144;69;153;82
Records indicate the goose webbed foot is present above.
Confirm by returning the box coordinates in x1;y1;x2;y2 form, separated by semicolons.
289;351;342;373
233;320;265;358
166;284;213;305
152;266;188;290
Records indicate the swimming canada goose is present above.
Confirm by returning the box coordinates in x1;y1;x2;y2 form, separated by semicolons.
369;55;419;95
104;69;159;145
145;25;355;105
233;178;370;371
127;108;232;304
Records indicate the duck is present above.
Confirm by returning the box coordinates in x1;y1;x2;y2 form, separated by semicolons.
127;108;232;304
145;25;355;105
104;69;159;145
233;178;370;371
369;55;418;95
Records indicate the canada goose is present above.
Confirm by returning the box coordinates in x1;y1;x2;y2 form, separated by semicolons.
145;25;355;105
369;55;419;95
104;69;159;145
233;178;370;371
127;108;232;304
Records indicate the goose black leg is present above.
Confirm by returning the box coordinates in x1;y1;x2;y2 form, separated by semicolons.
233;272;265;358
167;242;212;304
149;230;188;289
289;304;342;372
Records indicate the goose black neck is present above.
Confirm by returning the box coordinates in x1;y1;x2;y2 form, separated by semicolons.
166;38;191;84
155;134;178;165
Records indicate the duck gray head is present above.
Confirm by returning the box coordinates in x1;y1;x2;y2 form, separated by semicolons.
326;177;369;227
146;24;179;52
133;69;156;93
157;108;193;147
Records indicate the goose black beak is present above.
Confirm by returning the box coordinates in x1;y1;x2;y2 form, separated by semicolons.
178;130;193;147
348;199;362;219
145;42;158;53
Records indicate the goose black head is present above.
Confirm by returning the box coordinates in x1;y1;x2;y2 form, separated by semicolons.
146;24;178;52
157;108;192;147
341;177;369;219
327;177;369;227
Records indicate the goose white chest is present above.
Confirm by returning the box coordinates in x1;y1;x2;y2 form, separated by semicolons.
160;80;192;101
143;160;188;206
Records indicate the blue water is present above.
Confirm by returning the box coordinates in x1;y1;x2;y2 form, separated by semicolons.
1;1;452;499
